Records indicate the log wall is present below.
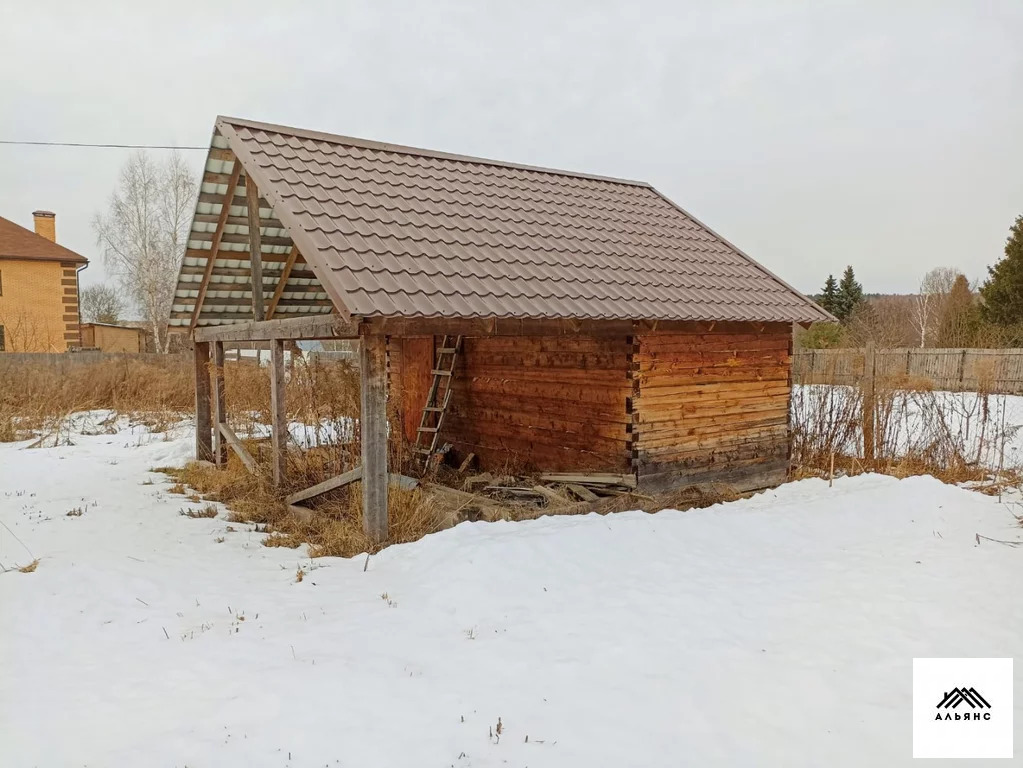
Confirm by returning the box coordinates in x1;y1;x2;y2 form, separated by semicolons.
444;336;632;472
632;323;792;492
387;322;795;491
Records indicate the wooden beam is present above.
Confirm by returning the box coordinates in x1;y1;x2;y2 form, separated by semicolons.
287;466;363;505
269;338;287;485
266;245;299;320
193;314;359;343
362;317;792;339
218;423;256;473
189;161;242;330
245;175;266;321
194;341;213;462
286;467;419;506
360;335;389;542
212;341;227;467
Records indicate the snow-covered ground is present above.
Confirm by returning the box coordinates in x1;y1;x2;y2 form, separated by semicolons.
2;418;1022;766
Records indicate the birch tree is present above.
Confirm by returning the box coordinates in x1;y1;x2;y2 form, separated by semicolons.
912;267;958;347
93;152;195;352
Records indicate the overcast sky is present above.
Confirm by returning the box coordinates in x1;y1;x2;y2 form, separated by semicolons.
1;0;1021;299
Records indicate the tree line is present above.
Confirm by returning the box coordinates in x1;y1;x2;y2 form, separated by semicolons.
801;215;1023;349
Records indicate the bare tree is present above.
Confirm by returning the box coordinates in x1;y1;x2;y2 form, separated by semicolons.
93;152;195;352
80;283;125;324
911;267;959;347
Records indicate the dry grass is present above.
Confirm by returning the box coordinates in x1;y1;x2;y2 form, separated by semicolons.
17;558;40;573
164;453;444;559
791;373;1021;487
0;357;193;442
179;503;219;519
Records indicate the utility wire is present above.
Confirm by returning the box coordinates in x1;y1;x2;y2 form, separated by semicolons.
0;139;206;150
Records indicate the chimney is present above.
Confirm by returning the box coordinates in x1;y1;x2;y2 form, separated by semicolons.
32;210;56;242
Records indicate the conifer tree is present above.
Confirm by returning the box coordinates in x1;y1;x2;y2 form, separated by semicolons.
817;275;839;316
980;214;1023;326
834;266;864;322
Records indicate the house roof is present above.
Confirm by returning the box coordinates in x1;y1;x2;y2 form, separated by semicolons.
0;216;88;264
171;116;830;328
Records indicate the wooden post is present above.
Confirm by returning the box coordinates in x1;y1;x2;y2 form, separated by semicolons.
245;175;266;321
360;335;389;542
194;340;213;462
212;341;227;467
862;340;875;463
269;338;287;485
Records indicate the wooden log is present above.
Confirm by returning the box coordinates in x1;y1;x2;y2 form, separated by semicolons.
193;314;358;342
360;335;389;541
193;341;213;462
219;423;257;472
269;338;287;485
539;472;638;488
245;176;266;321
212;341;227;467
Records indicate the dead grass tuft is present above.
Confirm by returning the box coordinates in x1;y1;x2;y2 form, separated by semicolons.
17;558;40;573
179;503;219;519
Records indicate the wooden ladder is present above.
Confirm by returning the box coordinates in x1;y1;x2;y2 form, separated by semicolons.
413;335;463;471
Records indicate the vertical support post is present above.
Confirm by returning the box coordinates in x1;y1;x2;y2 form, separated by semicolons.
212;341;227;467
269;338;287;485
194;340;213;462
245;175;266;321
360;335;389;542
862;339;875;463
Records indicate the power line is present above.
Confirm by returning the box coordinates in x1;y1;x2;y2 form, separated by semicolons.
0;139;207;150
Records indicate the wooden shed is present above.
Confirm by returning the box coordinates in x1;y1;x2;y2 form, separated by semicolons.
171;117;830;539
80;322;146;353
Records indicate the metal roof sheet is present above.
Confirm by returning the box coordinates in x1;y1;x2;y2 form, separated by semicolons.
172;116;830;327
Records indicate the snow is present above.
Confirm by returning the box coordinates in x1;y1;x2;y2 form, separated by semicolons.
794;384;1023;469
2;420;1022;766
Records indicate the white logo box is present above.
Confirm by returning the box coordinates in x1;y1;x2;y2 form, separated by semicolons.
913;658;1013;759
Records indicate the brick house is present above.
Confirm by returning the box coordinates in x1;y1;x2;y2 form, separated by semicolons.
0;211;88;351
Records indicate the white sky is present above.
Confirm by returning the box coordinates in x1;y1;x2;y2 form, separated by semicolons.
1;0;1021;299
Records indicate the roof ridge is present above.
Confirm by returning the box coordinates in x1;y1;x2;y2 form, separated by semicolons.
216;116;653;189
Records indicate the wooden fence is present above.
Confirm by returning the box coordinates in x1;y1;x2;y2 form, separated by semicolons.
0;352;188;372
793;347;1023;394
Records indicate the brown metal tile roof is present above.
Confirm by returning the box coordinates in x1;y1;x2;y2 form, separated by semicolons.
175;116;829;326
0;216;88;264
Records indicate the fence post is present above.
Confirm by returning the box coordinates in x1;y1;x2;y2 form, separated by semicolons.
958;348;967;391
862;340;875;463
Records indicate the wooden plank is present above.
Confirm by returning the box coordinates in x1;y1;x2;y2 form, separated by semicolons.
538;472;638;488
218;423;256;473
565;483;600;502
286;468;419;506
862;340;875;461
189;162;242;330
245;176;266;321
193;314;358;342
269;338;287;485
212;341;227;467
193;341;213;462
286;466;363;505
360;335;389;542
265;245;299;320
364;318;788;338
